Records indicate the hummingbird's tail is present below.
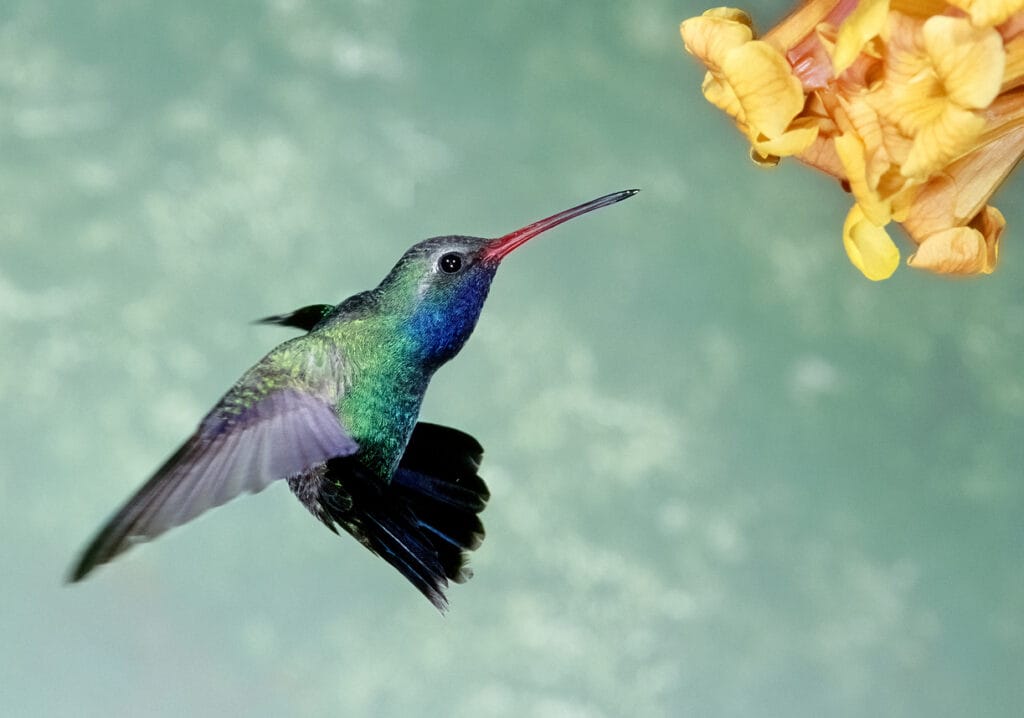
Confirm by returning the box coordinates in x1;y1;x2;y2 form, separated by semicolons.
312;422;489;612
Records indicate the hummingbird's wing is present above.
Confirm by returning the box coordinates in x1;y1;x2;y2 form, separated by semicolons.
70;383;357;581
256;291;376;333
255;304;334;332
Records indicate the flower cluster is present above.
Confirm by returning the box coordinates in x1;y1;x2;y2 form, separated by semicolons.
681;0;1024;280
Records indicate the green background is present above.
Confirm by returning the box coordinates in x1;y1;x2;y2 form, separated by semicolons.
2;1;1022;716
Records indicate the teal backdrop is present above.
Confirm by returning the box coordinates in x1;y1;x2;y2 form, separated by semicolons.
2;1;1022;716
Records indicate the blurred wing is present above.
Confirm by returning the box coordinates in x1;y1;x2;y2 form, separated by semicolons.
256;303;334;333
70;387;357;581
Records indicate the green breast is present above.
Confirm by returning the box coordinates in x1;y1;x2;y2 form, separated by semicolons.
329;318;433;481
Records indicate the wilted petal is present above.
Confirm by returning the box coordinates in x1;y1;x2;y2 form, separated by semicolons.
974;204;1005;267
906;208;1003;273
908;228;987;273
903;172;957;239
904;120;1024;238
842;203;901;280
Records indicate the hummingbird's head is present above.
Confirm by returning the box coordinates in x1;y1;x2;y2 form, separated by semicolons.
379;189;639;368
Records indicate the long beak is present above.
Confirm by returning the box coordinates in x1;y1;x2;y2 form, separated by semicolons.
482;189;639;262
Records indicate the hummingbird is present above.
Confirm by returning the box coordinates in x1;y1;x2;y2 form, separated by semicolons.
68;189;638;611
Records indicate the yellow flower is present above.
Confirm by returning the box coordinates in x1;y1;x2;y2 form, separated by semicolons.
877;14;1003;180
681;10;819;161
680;0;1024;279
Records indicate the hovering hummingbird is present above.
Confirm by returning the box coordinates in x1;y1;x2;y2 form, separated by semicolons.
69;189;638;610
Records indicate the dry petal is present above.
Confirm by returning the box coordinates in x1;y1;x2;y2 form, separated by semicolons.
903;173;956;238
904;123;1024;239
907;223;996;273
1003;35;1024;92
974;204;1005;268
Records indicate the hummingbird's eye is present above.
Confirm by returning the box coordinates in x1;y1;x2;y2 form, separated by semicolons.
438;253;463;274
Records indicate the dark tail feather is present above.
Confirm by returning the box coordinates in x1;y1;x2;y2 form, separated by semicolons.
391;422;489;587
318;422;489;612
389;468;487;585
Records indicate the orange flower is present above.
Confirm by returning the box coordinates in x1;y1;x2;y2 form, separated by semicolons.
681;0;1024;279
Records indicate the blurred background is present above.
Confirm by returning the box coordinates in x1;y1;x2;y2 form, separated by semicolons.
2;1;1022;716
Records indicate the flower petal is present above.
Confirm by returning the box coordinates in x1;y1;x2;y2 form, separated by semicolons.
704;7;755;25
722;40;807;139
752;119;820;157
680;12;754;70
903;123;1024;240
902;104;987;178
842;203;901;280
975;204;1004;269
906;209;1002;274
835;130;899;225
922;16;1004;110
889;0;951;16
682;11;763;134
879;15;944;134
701;71;746;126
832;0;890;75
1003;35;1024;93
945;0;1024;28
765;0;850;49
